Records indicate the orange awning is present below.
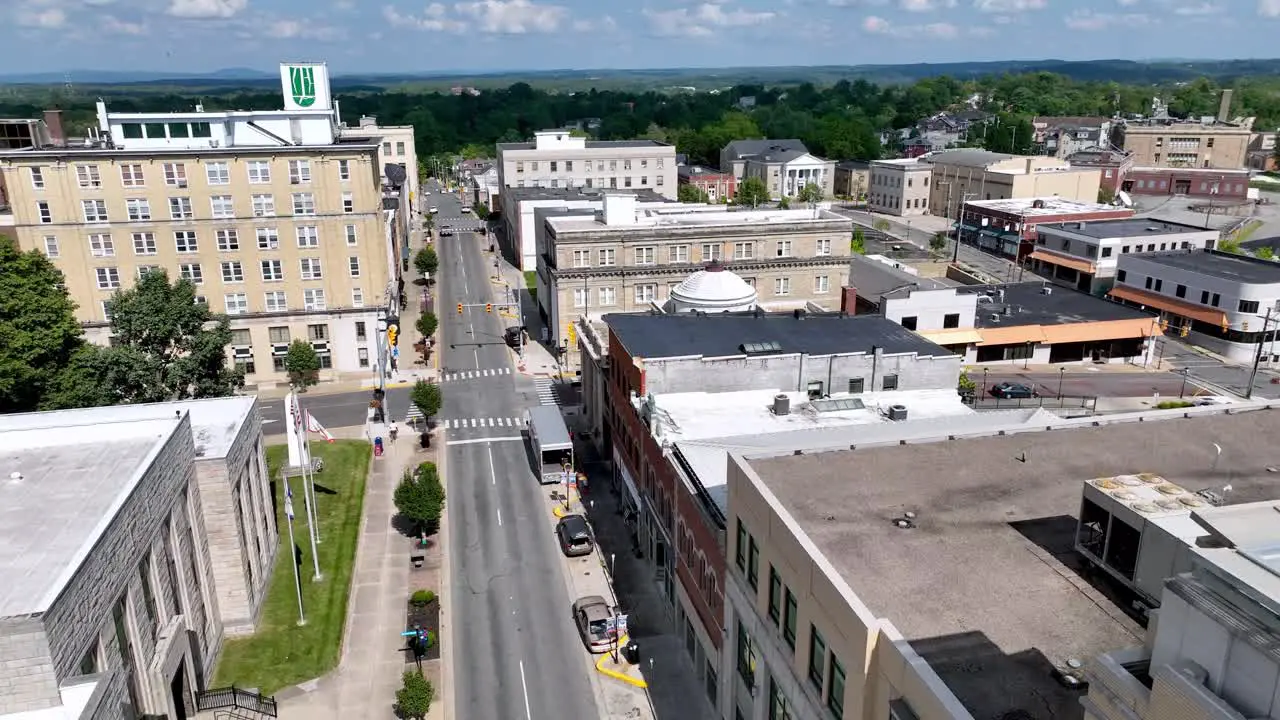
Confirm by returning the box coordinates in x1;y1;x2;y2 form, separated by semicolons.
976;325;1048;346
917;328;984;346
1108;286;1227;326
1029;251;1096;275
1041;318;1162;344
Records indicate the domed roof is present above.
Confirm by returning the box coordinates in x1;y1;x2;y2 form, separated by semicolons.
667;262;758;312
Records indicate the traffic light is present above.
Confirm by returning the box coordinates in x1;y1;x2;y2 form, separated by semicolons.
486;303;493;313
566;323;577;346
387;324;399;347
457;303;463;315
1180;325;1190;337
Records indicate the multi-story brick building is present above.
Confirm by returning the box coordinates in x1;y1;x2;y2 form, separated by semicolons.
926;149;1103;218
678;164;736;203
0;63;405;389
496;129;678;200
338;115;418;207
0;397;273;720
1114;118;1252;170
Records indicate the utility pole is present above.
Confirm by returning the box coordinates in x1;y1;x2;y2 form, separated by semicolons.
1246;307;1272;399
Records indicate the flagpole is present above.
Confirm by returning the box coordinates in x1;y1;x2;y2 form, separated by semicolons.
304;411;322;545
300;411;323;582
284;477;307;626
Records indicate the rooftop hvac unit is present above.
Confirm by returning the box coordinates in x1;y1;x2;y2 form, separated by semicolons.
772;394;790;416
232;346;253;358
272;343;290;355
888;405;908;421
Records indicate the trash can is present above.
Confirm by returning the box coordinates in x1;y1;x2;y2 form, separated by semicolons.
374;437;384;456
621;641;640;665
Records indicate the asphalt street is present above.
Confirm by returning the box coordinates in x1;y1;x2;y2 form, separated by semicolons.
437;191;600;720
977;370;1207;399
1154;336;1280;399
258;387;411;429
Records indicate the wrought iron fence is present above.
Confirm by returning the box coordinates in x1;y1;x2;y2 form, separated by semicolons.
194;687;278;717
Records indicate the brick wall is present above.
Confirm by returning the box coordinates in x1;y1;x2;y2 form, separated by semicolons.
0;618;60;713
1146;664;1231;720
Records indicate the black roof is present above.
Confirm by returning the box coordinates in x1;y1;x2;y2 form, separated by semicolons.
965;282;1152;328
604;312;952;359
1134;249;1280;285
1038;217;1209;240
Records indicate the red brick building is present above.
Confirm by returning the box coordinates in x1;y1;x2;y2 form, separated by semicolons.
1122;167;1251;200
958;197;1134;260
1065;148;1135;194
678;164;736;202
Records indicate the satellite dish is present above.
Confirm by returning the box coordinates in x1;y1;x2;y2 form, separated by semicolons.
384;163;407;186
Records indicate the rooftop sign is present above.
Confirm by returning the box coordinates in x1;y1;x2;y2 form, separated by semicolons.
280;62;332;112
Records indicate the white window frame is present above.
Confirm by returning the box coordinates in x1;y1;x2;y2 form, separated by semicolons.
776;240;792;258
816;238;832;256
163;163;188;187
224;293;249;315
351;287;364;307
337;159;351;181
292;192;316;216
132;232;157;256
734;242;754;260
169;196;193;220
257;227;280;250
174;230;198;254
634;247;656;266
345;224;358;246
120;164;145;188
43;236;59;257
89;233;115;257
210;195;234;219
265;291;288;312
814;275;830;294
288;159;312;184
37;201;52;224
221;261;244;283
300;258;323;280
30;166;46;189
82;199;109;223
205;162;230;185
296;226;319;248
598;248;616;266
775;277;791;296
247;160;271;184
216;229;239;252
635;284;656;303
348;256;361;277
76;164;102;188
303;288;326;311
573;288;587;308
669;245;689;263
702;243;722;261
126;198;151;221
598;287;616;306
179;263;203;284
96;267;121;289
572;250;591;268
261;259;284;282
136;265;161;280
251;194;275;217
342;192;354;213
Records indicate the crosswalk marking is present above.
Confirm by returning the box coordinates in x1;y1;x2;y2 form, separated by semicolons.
440;417;526;430
443;368;513;382
535;378;557;406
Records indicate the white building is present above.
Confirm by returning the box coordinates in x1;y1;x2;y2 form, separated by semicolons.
338;115;418;207
496;129;678;199
1031;217;1219;295
1111;248;1280;363
498;186;673;271
0;398;274;720
664;263;759;313
867;158;932;216
719;139;836;200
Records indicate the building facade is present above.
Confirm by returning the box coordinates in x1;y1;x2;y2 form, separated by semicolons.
496;130;678;200
537;194;854;347
1066;148;1136;196
1030;218;1220;295
497;186;671;271
958;196;1134;260
1115;119;1252;170
338;115;418;206
678;164;737;203
1032;117;1112;159
0;69;401;389
926;149;1103;218
832;160;870;200
867;158;932;216
1121;166;1251;200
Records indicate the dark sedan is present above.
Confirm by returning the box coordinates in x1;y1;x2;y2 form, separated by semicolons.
989;382;1039;399
555;514;594;557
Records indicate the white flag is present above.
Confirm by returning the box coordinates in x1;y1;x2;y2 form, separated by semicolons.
306;411;336;443
285;484;295;519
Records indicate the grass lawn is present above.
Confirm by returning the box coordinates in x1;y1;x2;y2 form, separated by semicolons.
524;270;537;301
213;440;371;695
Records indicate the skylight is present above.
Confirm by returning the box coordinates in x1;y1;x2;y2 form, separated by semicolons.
740;341;782;355
810;398;866;413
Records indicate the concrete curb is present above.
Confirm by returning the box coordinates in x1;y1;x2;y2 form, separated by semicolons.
438;426;456;720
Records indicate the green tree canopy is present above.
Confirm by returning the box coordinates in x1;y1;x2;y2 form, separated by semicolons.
410;380;442;419
0;239;85;412
851;228;867;255
797;182;824;204
736;177;770;207
415;311;438;339
284;339;321;389
394;670;435;720
678;184;710;204
393;462;446;537
414;247;439;277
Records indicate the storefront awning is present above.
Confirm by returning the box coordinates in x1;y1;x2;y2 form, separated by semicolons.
918;328;985;346
976;325;1048;346
1041;318;1161;344
1108;286;1227;327
1028;251;1096;275
955;223;978;232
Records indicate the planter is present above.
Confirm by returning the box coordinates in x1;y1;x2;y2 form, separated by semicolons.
404;597;441;663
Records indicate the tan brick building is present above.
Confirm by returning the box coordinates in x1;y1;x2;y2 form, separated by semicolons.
925;149;1102;219
1116;119;1252;170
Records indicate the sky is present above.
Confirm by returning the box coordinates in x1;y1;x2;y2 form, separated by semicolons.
4;0;1280;75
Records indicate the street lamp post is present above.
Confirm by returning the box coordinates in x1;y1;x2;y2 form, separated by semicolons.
1058;367;1066;399
1179;367;1190;398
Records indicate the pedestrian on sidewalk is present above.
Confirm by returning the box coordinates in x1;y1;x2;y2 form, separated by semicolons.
389;421;399;443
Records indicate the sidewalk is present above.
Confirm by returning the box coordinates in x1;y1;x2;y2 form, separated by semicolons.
274;428;446;720
486;249;565;378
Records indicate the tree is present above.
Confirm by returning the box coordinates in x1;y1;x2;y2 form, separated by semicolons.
797;182;824;205
284;339;322;389
778;196;791;209
1256;246;1276;261
474;202;490;220
851;228;867;255
394;670;435;720
930;232;948;254
1097;186;1116;205
415;311;438;339
735;177;770;207
414;247;439;278
678;184;710;204
105;271;243;400
410;380;442;419
0;238;86;413
873;219;891;232
394;462;445;537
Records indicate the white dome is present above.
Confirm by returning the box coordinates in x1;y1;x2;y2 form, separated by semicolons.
666;263;758;313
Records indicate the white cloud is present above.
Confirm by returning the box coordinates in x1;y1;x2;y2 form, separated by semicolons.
827;0;888;5
1064;9;1152;28
1262;0;1280;16
265;19;341;39
1117;0;1141;5
1173;1;1216;14
102;14;146;33
383;3;469;31
17;6;67;27
571;14;616;31
645;2;775;37
861;13;969;36
166;0;247;19
453;0;568;33
900;0;957;10
973;0;1045;11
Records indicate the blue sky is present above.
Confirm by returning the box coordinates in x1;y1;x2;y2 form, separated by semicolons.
4;0;1280;74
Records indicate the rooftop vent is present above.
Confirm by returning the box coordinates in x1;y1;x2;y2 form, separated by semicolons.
811;397;866;413
773;394;791;416
741;341;782;355
888;404;908;421
990;313;1002;324
8;471;22;482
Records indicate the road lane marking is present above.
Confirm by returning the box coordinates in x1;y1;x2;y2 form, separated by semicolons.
488;418;495;427
445;436;523;446
519;660;533;720
496;507;503;525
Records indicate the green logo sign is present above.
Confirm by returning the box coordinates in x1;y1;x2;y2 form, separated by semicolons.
288;65;317;107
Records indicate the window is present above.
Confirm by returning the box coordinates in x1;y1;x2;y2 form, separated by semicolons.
142;122;165;139
206;162;230;185
261;259;284;282
1175;284;1187;299
82;199;109;223
174;231;198;253
774;277;791;296
358;347;370;367
257;227;280;250
43;236;59;257
348;256;361;277
126;198;151;221
208;195;234;219
137;559;158;631
656;175;664;186
345;224;358;246
163;163;187;187
288;159;311;184
735;519;748;571
300;258;323;280
635;284;656;303
901;316;918;331
132;232;157;255
598;287;616;306
1211;293;1220;307
36;201;52;224
1239;299;1260;313
296;226;319;248
747;536;759;590
224;293;249;315
90;233;115;257
179;263;203;284
382;142;392;157
826;656;846;718
572;250;591;268
247;160;271;184
169;197;193;219
342;192;354;213
96;267;121;289
351;287;364;307
814;275;829;294
1200;289;1209;304
573;288;587;308
78;642;100;676
736;621;757;690
303;288;326;310
808;626;827;692
136;264;161;280
252;194;275;217
221;261;244;283
292;192;316;215
598;248;616;266
112;596;141;712
1154;279;1163;292
882;374;899;391
769;679;795;720
264;291;288;312
216;229;240;251
768;567;782;624
338;159;350;181
1117;269;1128;283
308;324;329;341
268;326;291;344
1145;276;1153;290
734;242;754;260
776;240;792;257
669;245;690;263
120;164;145;187
783;589;798;648
634;247;656;265
815;237;832;256
1101;246;1113;258
77;164;102;188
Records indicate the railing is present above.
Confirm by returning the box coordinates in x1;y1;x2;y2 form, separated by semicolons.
963;394;1098;412
195;687;278;717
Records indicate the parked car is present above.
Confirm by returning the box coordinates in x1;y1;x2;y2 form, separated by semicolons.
571;595;615;653
504;326;527;349
555;514;594;557
461;205;473;213
429;206;439;214
989;382;1038;399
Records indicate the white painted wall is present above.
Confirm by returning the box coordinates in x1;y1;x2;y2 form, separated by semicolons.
99;104;337;151
882;288;978;330
1037;225;1219;279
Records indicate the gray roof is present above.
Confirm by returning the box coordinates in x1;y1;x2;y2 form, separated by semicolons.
722;139;807;162
848;256;949;304
964;282;1153;328
604;312;953;359
1039;217;1210;240
927;148;1015;168
746;405;1280;720
497;139;667;151
501;186;666;204
1134;249;1280;285
754;149;810;164
836;160;871;171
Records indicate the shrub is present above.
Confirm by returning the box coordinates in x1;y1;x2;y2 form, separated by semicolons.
410;590;437;606
395;671;434;720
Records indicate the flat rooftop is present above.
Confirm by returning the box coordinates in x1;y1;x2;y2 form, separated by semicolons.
502;186;667;204
965;196;1127;217
0;416;181;618
964;281;1153;328
605;312;954;360
872;157;930;169
497;138;667;151
1133;249;1280;285
546;206;849;233
849;255;949;302
747;406;1280;720
1038;217;1210;240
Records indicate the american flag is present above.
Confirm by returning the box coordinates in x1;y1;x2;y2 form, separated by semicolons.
305;411;336;443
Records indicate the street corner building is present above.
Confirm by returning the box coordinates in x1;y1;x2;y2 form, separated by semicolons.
0;62;412;391
0;397;276;720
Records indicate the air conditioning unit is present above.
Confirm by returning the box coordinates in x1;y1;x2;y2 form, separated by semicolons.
177;180;188;188
290;178;300;184
232;346;253;358
312;341;329;353
272;343;290;355
268;240;278;249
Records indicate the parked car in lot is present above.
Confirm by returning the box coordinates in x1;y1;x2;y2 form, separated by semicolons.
555;514;594;557
989;382;1038;399
571;595;614;653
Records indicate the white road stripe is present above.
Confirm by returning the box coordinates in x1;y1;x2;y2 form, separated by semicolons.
445;435;526;446
470;419;476;428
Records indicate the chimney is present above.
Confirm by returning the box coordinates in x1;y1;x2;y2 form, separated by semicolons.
43;110;64;146
841;286;858;314
1217;90;1233;124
